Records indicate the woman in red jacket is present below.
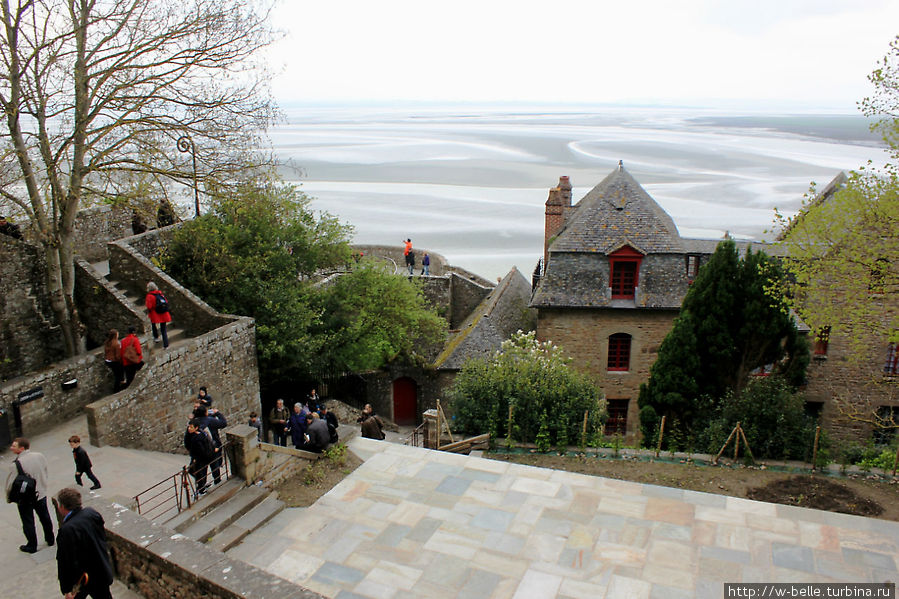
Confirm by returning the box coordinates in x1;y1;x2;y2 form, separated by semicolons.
145;281;172;348
121;327;144;387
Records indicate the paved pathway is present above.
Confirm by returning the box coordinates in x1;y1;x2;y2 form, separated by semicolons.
1;415;186;598
233;437;899;599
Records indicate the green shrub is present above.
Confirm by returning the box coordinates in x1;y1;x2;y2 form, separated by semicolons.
449;331;606;445
699;376;818;461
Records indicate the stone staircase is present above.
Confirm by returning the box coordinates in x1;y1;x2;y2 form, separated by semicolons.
163;479;285;552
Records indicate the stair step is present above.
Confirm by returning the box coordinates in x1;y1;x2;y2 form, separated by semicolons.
165;478;243;532
180;485;269;543
208;494;284;553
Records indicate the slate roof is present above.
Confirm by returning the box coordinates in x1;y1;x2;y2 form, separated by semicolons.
435;268;535;370
551;165;684;254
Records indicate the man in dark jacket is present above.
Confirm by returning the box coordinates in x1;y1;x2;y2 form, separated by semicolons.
321;405;339;443
184;418;217;495
55;487;114;599
301;413;330;453
268;399;289;446
193;405;227;486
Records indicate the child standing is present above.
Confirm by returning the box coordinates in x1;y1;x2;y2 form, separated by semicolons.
69;435;101;490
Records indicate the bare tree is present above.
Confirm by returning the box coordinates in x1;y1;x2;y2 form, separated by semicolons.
0;0;279;355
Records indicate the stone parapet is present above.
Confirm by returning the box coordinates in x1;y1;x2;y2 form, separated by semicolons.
85;318;260;453
74;258;146;349
95;499;326;599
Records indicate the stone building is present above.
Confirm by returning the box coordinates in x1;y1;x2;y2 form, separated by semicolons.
530;163;783;441
779;174;899;444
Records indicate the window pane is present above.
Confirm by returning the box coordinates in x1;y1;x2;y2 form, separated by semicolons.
608;333;631;371
611;261;638;298
604;399;629;435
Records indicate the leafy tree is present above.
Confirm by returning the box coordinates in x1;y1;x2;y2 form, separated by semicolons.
315;263;447;373
0;0;277;355
638;239;807;447
162;180;447;388
450;331;606;445
162;181;351;385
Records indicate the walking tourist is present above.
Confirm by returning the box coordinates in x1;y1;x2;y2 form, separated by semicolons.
54;487;114;599
121;327;143;387
145;281;172;349
69;435;101;490
184;418;217;495
5;437;54;553
103;329;125;392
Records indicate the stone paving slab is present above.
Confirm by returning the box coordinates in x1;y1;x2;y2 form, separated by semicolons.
239;437;899;599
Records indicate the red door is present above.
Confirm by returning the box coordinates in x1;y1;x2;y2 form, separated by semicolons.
393;377;418;425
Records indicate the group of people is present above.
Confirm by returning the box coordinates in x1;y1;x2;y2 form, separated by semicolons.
268;389;339;453
183;387;228;496
102;281;173;393
6;437;113;599
403;238;430;276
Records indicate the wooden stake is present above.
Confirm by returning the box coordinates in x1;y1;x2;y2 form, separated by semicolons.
437;400;455;445
738;426;755;462
714;424;739;465
811;426;821;471
734;421;741;461
582;410;588;445
892;443;899;477
655;415;666;458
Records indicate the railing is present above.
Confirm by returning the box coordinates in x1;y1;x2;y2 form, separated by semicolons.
407;421;426;447
133;442;232;521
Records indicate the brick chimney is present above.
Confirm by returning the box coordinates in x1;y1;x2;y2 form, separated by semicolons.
544;176;572;266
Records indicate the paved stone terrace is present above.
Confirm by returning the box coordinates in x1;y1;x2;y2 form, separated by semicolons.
233;437;899;599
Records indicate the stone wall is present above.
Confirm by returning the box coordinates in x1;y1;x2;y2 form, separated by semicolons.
72;205;133;263
108;229;231;338
0;235;63;379
537;308;678;441
85;318;260;452
449;273;493;330
95;500;326;599
74;258;146;350
362;366;452;425
803;304;899;444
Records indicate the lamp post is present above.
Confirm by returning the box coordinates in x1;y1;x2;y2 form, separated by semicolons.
177;135;200;217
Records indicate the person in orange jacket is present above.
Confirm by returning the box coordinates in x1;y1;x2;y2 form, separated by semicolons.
145;281;172;348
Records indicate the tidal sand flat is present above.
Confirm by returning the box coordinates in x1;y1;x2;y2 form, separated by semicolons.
274;105;884;280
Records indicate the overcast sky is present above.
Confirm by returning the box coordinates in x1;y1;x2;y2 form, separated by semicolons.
267;0;899;111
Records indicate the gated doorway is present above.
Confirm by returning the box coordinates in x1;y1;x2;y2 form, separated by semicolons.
392;377;418;425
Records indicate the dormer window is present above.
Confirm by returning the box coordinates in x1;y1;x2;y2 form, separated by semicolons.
609;246;643;299
686;254;701;281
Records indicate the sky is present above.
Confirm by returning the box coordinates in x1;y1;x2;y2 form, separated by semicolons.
267;0;899;111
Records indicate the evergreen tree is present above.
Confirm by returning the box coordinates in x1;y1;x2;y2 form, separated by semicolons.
638;239;807;447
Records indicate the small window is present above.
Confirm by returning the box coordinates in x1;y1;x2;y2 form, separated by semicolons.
885;342;899;377
813;327;831;356
685;254;701;280
607;333;632;371
609;246;642;300
873;406;899;445
604;399;629;436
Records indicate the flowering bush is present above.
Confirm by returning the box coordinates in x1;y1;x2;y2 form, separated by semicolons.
448;331;606;446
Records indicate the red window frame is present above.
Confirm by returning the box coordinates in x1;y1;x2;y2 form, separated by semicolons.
886;342;899;376
609;246;642;299
604;399;629;436
607;333;632;371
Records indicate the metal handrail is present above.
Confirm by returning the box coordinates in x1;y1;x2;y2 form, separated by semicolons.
407;422;426;447
133;441;232;521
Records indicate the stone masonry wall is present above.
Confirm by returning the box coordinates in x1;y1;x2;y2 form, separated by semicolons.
108;230;231;338
363;366;450;426
74;258;146;350
449;273;493;330
0;236;63;379
85;318;260;452
72;205;133;263
537;308;678;441
95;500;326;599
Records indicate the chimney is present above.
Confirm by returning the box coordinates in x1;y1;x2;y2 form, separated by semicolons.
544;176;572;267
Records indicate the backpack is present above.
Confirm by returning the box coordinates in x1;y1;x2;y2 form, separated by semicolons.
8;459;37;504
153;292;169;314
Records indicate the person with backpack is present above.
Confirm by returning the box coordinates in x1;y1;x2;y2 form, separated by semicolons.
145;281;172;349
184;418;218;496
5;437;54;553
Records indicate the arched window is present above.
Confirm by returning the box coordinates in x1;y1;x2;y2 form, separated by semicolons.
608;333;632;371
609;246;642;299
